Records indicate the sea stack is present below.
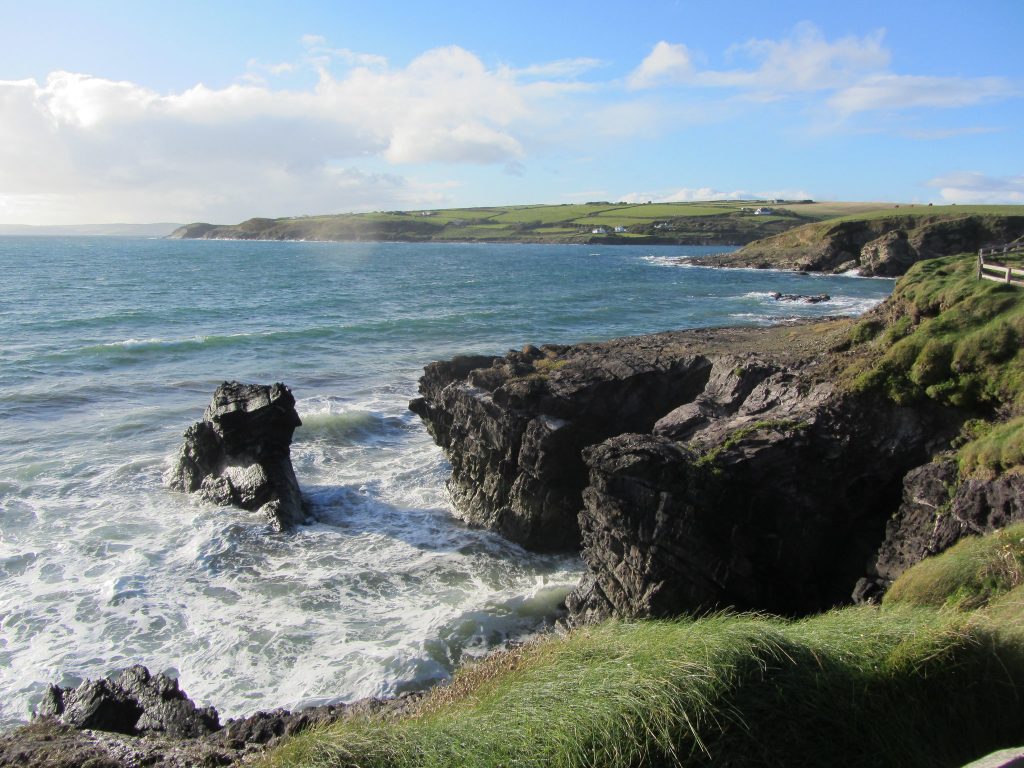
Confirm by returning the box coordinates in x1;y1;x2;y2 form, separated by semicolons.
167;381;305;529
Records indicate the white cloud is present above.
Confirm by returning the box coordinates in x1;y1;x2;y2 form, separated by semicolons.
618;187;746;204
629;22;1015;124
515;57;603;80
713;22;889;93
628;42;693;90
829;74;1015;117
926;172;1024;203
618;187;811;204
0;44;589;223
631;24;888;96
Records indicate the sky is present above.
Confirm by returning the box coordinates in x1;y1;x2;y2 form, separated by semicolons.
0;0;1022;225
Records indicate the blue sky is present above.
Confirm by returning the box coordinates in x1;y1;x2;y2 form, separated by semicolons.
0;0;1021;224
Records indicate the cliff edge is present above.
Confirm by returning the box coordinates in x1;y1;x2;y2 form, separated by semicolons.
688;213;1024;276
412;251;1024;623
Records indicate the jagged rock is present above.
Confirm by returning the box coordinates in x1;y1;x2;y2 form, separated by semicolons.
6;668;425;768
167;381;304;529
566;386;958;622
855;458;1024;601
410;338;717;551
769;291;831;303
412;322;965;622
36;665;219;738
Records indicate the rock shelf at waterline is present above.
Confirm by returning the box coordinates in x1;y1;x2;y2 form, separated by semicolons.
166;381;306;529
0;665;419;768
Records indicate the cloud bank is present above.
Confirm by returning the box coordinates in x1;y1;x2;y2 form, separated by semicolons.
926;172;1024;204
0;23;1017;224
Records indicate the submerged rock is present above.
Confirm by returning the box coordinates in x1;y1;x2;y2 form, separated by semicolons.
769;291;830;303
167;381;305;529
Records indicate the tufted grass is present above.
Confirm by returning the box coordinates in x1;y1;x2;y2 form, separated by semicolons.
262;602;1024;768
885;522;1024;611
847;253;1024;411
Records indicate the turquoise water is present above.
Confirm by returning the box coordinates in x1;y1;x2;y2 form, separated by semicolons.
0;237;893;725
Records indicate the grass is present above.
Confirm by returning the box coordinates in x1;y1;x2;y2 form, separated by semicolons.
828;204;1024;223
264;602;1024;768
958;416;1024;477
886;522;1024;610
846;253;1024;411
840;252;1024;477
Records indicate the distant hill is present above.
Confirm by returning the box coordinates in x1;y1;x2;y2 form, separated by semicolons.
168;201;903;246
0;223;182;237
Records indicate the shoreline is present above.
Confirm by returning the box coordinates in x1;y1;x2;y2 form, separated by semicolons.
168;233;749;248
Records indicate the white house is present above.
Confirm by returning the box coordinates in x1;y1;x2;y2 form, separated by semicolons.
592;226;608;234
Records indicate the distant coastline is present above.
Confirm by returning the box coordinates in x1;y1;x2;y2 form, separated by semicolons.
167;200;899;246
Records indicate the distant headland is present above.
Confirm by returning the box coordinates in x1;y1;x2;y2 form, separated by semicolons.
168;200;986;246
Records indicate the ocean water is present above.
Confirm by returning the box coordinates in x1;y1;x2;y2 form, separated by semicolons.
0;237;893;726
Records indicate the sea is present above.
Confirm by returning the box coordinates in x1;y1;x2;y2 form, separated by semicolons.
0;237;894;726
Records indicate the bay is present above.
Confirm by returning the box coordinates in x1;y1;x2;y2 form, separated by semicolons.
0;237;892;725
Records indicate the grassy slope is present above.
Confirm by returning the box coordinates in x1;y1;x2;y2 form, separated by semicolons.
267;574;1024;768
841;252;1024;475
886;522;1024;611
172;201;902;245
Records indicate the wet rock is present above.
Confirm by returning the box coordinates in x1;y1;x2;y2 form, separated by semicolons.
36;666;219;738
768;291;831;303
167;381;305;529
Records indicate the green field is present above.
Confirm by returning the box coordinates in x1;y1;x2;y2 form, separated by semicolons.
173;200;911;245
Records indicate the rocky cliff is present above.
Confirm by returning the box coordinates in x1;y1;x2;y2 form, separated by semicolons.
410;319;974;622
688;214;1024;276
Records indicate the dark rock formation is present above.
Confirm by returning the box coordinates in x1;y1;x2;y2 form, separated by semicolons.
2;666;421;768
410;339;719;551
36;665;219;739
854;457;1024;602
167;381;304;529
769;291;830;303
412;321;968;621
566;387;956;623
